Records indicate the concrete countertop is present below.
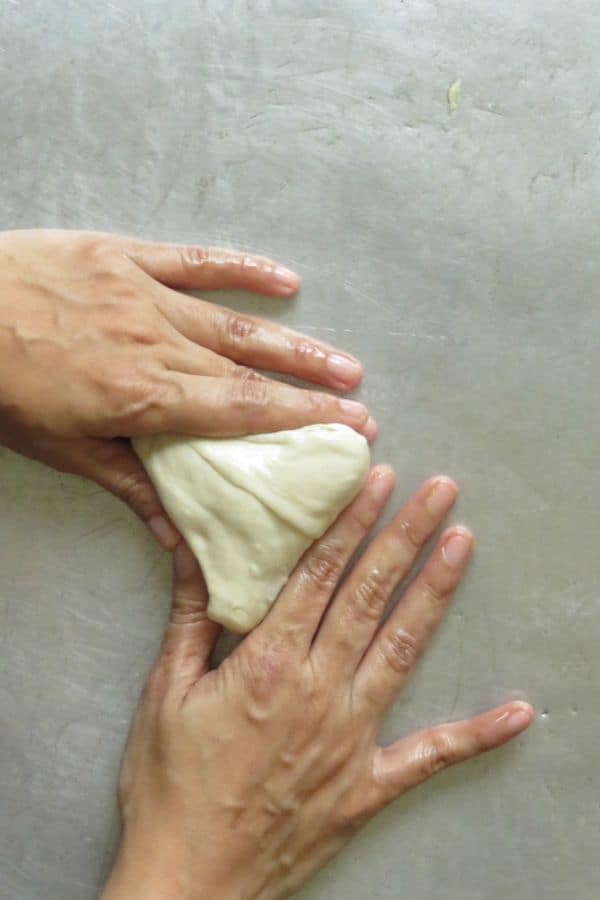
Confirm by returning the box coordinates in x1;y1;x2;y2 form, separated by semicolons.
1;2;598;898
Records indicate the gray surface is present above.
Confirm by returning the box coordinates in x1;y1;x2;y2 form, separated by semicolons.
1;1;599;898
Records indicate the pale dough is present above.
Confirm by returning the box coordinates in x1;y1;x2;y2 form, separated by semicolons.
133;424;370;633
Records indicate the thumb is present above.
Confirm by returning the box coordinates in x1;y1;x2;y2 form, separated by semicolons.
68;438;181;550
159;543;221;685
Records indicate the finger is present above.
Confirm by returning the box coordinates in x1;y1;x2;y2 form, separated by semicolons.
133;373;371;437
163;329;306;419
363;416;378;443
312;477;458;674
122;239;300;297
263;466;395;647
63;437;180;550
158;294;364;390
162;331;247;378
355;527;473;713
162;330;288;394
159;543;221;685
372;702;535;805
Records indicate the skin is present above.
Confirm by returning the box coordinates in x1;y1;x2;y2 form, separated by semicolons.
0;229;374;549
101;470;534;900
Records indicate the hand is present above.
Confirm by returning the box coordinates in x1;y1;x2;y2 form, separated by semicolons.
0;230;371;547
102;471;533;900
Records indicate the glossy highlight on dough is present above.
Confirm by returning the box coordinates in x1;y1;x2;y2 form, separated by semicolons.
134;424;370;632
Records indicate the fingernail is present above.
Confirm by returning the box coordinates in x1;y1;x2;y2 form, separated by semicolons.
326;354;363;387
273;265;299;292
442;529;473;568
147;515;180;550
504;703;534;736
173;542;198;580
426;478;457;518
339;399;369;423
362;416;378;442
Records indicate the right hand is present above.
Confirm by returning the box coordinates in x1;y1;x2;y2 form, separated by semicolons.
102;471;534;900
0;229;373;546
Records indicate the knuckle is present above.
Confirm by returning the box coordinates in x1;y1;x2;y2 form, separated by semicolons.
291;338;321;365
379;628;421;675
169;595;208;627
351;500;379;534
103;371;146;415
176;244;208;269
305;390;329;415
420;580;447;613
105;279;139;305
303;539;346;591
84;237;115;268
398;518;423;552
231;377;269;415
104;372;178;432
85;238;134;278
85;270;124;297
222;311;257;347
114;468;155;515
352;569;390;620
244;643;287;702
84;370;143;433
106;312;158;345
235;365;265;382
418;731;458;778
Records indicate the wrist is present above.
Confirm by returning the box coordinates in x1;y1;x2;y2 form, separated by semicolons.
100;836;192;900
100;833;238;900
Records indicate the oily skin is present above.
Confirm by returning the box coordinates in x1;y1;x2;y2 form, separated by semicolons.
0;229;373;549
102;470;534;900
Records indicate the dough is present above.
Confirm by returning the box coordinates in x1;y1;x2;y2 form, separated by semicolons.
133;424;369;633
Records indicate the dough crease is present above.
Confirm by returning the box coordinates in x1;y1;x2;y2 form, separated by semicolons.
134;424;370;633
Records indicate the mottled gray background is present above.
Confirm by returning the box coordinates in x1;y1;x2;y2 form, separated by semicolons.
1;2;599;898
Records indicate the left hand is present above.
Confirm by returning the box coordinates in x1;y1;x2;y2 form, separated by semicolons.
0;230;371;548
102;470;534;900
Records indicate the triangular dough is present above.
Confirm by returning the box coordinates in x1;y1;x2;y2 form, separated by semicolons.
133;424;369;633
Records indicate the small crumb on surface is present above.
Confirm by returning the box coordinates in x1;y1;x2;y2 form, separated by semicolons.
447;79;462;111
